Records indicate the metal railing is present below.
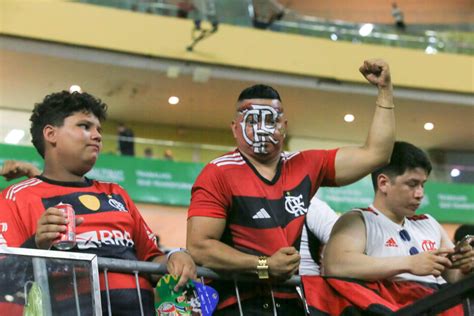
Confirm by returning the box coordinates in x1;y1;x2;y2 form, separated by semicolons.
1;247;473;315
394;272;474;315
97;257;302;316
76;0;474;55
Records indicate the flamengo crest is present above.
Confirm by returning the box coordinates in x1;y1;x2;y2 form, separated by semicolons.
284;194;307;217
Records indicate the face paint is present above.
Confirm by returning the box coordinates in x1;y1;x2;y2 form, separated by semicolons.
238;104;282;154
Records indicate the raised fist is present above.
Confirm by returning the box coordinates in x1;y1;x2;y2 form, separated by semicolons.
359;59;391;88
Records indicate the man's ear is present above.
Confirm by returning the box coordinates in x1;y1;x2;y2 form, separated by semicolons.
377;174;391;194
282;119;288;138
43;125;58;147
231;120;238;139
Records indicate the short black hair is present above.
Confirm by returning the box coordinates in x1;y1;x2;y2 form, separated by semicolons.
371;141;432;190
454;225;474;244
30;91;108;158
237;84;281;102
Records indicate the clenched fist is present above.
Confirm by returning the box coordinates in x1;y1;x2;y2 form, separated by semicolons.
359;59;391;89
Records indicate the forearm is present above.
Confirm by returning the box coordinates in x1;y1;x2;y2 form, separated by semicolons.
324;252;409;281
189;239;258;274
365;86;395;166
152;254;167;265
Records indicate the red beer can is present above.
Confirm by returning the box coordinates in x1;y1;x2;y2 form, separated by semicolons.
53;203;76;250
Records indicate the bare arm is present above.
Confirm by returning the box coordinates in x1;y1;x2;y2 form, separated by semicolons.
323;212;452;281
187;216;300;279
1;160;41;181
334;59;395;186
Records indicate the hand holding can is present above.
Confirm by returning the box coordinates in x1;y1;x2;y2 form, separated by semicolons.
52;203;76;250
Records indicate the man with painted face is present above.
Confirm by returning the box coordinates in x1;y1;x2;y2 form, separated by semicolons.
187;59;396;315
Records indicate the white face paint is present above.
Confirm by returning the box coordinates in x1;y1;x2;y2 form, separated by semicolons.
239;104;282;154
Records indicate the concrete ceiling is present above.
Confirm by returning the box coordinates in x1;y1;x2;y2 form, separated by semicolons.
1;36;473;152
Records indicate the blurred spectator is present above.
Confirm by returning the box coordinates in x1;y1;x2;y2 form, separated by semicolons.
252;0;286;30
131;0;156;13
144;147;154;159
177;0;195;18
163;149;174;161
391;2;406;31
193;0;218;30
117;123;135;156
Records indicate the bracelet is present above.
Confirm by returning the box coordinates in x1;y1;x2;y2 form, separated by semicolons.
166;248;189;260
376;103;395;109
257;256;269;279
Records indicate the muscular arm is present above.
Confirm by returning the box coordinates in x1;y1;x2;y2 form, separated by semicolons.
187;216;299;279
323;212;452;281
334;59;395;186
187;216;259;273
323;212;408;281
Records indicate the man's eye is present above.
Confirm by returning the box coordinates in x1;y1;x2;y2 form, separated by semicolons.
265;117;276;126
79;124;89;130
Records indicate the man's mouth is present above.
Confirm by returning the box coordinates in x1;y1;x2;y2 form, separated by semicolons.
87;144;100;152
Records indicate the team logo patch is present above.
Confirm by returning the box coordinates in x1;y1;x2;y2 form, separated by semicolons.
78;194;101;211
385;237;398;247
421;240;436;251
108;196;127;212
284;194;307;217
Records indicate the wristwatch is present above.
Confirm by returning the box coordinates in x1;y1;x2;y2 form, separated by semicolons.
257;256;269;279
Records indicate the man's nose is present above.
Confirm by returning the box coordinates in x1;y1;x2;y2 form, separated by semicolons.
91;128;102;142
414;186;424;199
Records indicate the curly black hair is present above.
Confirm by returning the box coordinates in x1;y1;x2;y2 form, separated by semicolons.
371;141;432;191
30;91;108;158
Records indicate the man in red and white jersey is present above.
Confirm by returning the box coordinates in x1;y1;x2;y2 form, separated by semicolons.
0;91;195;315
187;59;396;315
319;141;473;315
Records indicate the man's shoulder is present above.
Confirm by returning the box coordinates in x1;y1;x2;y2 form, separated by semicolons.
207;151;245;169
2;177;45;201
284;149;338;165
352;206;377;215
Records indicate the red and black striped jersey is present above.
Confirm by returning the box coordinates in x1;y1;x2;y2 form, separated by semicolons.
0;176;162;314
188;148;338;308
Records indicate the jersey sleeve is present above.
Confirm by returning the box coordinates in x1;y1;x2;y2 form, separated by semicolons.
118;187;163;261
306;197;339;244
301;149;338;195
188;164;231;219
0;196;32;248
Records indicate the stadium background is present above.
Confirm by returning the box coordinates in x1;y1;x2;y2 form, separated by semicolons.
0;0;473;248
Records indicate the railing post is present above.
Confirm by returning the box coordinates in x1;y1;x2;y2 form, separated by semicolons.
32;257;53;315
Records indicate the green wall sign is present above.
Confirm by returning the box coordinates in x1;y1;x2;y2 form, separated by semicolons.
1;144;473;223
